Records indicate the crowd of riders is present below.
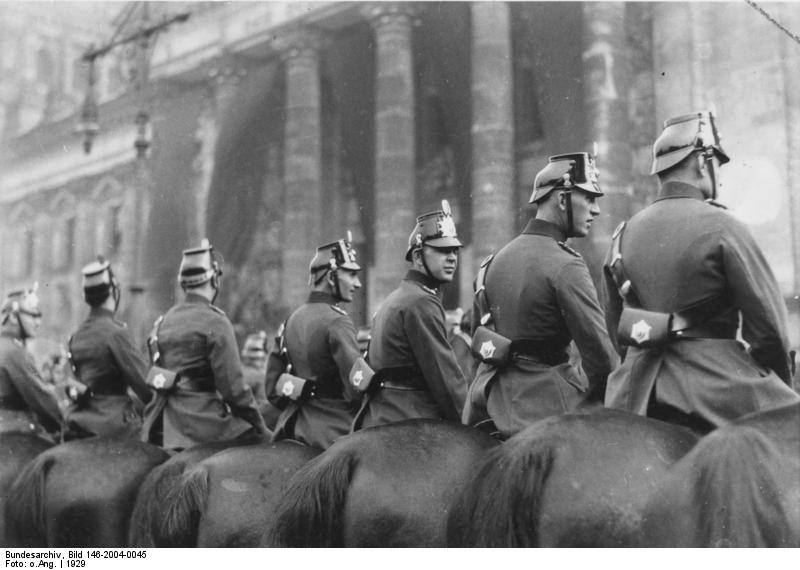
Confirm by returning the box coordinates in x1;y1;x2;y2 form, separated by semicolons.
1;110;797;450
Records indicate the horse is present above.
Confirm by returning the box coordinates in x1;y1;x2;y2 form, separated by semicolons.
3;437;169;547
148;440;321;547
0;432;54;545
641;401;800;547
265;419;499;547
127;438;264;546
446;408;700;547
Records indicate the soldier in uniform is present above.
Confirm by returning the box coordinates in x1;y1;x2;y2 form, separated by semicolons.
355;201;466;429
141;240;269;450
63;258;152;439
0;284;63;438
602;111;799;432
265;233;363;449
240;331;280;430
463;152;617;439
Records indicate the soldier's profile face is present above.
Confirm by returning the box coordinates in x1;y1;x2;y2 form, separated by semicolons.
423;246;459;282
570;192;601;238
336;269;361;302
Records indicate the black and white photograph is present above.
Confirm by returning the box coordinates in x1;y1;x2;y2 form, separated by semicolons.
0;0;798;555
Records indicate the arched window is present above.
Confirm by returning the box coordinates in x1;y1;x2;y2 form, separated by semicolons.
6;204;36;278
91;178;125;258
50;193;77;272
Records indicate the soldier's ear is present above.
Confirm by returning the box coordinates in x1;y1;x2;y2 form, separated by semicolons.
557;191;568;210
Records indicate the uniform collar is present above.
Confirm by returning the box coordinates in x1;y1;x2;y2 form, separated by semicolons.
308;291;337;304
88;306;115;319
405;269;441;293
522;218;567;242
655;181;706;202
185;292;212;306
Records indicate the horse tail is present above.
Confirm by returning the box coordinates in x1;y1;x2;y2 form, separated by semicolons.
693;426;792;547
128;461;190;547
4;455;56;547
448;439;556;547
267;448;358;547
152;465;209;547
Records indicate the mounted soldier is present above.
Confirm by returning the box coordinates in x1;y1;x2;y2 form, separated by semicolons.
265;232;363;449
63;257;152;439
0;284;63;439
353;200;467;429
602;110;799;433
464;151;617;439
141;239;269;450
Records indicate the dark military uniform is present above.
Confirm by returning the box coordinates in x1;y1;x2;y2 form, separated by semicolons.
266;291;361;449
468;219;617;439
141;293;267;449
359;270;465;428
602;181;800;427
65;306;151;439
0;332;62;436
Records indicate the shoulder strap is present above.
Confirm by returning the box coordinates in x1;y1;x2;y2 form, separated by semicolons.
277;318;294;373
607;221;643;308
147;315;166;365
474;254;497;328
66;334;78;376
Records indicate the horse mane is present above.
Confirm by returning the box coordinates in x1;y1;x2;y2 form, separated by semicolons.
3;454;56;547
694;425;793;547
447;436;556;547
266;446;359;547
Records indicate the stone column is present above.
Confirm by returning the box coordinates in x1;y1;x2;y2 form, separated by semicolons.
362;3;417;314
780;5;800;346
582;2;632;276
470;1;515;266
191;59;247;244
276;28;324;310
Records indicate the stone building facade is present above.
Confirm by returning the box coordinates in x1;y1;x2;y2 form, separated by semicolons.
1;2;798;359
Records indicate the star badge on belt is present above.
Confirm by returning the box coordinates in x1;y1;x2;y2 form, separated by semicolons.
479;340;497;360
281;380;295;397
352;370;364;386
153;373;166;390
631;319;652;345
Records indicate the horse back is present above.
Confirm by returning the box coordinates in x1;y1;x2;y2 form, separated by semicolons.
5;438;168;547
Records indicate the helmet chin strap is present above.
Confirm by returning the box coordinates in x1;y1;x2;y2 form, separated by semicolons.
329;270;343;302
417;247;435;282
702;149;718;201
563;190;575;238
16;312;30;341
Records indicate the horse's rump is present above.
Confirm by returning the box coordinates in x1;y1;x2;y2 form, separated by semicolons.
447;409;699;547
268;419;499;547
4;438;168;547
127;439;254;547
642;402;800;547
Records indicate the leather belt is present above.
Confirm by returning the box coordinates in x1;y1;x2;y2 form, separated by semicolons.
510;339;569;366
177;376;214;392
672;321;737;340
375;366;426;391
0;396;25;410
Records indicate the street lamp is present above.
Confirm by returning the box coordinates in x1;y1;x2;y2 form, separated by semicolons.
74;3;189;157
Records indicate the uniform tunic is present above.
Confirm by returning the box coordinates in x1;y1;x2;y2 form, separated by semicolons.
141;293;268;449
469;219;617;439
602;181;799;427
65;306;151;439
360;270;465;428
266;291;362;449
0;332;63;436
